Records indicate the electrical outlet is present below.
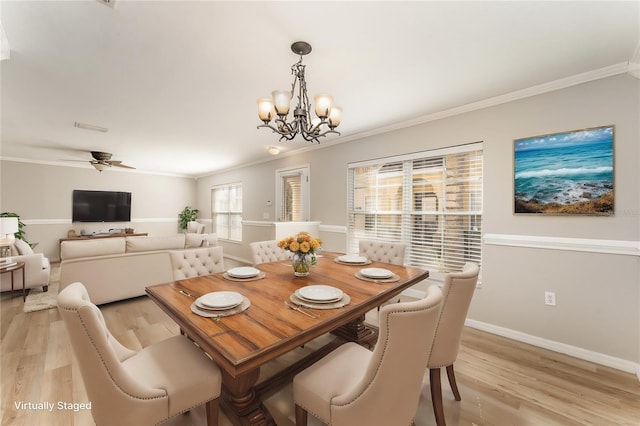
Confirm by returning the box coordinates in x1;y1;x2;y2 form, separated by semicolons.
544;291;556;306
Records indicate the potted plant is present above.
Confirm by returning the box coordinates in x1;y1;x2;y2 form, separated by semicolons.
178;206;199;231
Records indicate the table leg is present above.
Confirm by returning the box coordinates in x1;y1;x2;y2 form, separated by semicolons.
332;314;378;348
220;368;275;426
21;268;26;302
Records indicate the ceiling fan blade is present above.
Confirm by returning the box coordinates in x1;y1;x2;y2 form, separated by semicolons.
109;161;136;169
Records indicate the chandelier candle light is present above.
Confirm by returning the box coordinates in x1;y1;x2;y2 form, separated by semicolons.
257;41;342;143
277;232;322;277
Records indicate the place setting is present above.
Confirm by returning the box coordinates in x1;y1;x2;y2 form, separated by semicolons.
223;266;265;282
355;267;400;283
289;284;351;310
191;290;251;318
334;254;372;266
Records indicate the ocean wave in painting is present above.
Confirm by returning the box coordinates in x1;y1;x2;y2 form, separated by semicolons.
514;127;613;208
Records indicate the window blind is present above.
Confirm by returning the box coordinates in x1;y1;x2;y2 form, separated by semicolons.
347;143;482;273
211;183;243;241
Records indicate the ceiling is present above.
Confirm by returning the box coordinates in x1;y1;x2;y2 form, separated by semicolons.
1;1;638;177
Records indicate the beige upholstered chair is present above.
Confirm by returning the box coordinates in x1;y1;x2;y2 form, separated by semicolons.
249;240;289;266
358;239;406;265
1;238;50;293
428;262;480;426
169;246;225;280
57;282;222;426
359;239;407;309
293;285;443;426
186;220;206;234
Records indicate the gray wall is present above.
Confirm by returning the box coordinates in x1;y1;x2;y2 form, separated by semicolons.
197;74;640;370
0;162;196;261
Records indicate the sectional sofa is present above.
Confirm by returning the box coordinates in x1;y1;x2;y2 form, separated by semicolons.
59;233;217;304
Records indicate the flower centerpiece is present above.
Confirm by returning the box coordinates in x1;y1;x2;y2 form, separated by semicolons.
277;232;322;277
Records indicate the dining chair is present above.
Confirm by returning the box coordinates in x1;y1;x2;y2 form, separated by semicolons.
249;239;289;266
359;239;407;309
358;239;407;265
186;220;206;233
57;282;222;426
169;246;225;280
293;285;443;426
428;261;480;426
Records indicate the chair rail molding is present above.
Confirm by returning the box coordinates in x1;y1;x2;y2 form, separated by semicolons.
483;233;640;257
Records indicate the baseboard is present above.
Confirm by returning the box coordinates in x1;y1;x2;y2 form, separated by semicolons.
465;318;640;381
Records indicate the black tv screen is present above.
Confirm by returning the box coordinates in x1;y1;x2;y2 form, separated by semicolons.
72;190;131;222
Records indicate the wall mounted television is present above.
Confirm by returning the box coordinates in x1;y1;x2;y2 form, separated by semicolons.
72;190;132;222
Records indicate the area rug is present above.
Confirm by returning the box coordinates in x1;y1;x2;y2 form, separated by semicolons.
24;281;59;313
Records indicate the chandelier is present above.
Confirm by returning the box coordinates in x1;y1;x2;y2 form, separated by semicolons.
257;41;342;144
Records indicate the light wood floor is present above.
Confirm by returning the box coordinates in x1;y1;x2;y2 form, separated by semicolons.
1;269;639;425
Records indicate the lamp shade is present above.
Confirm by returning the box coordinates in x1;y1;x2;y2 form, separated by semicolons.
328;106;342;128
272;90;292;116
0;217;18;235
92;163;109;172
314;94;333;119
257;98;276;122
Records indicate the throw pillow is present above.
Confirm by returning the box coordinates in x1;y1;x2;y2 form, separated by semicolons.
14;239;34;255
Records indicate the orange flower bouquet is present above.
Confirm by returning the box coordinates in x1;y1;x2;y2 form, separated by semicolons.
277;232;322;276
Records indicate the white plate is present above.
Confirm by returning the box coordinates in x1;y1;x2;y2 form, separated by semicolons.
297;285;344;302
337;254;369;264
360;268;393;279
227;266;261;278
198;291;243;309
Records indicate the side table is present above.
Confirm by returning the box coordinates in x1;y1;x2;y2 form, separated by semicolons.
0;261;26;302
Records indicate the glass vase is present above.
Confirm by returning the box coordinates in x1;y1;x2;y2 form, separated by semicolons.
292;253;311;277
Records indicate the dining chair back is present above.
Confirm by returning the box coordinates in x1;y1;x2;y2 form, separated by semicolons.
249;240;289;265
293;285;443;426
169;246;225;280
358;239;406;265
428;261;480;426
186;221;206;233
57;282;221;426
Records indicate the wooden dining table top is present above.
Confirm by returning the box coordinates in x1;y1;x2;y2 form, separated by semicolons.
146;252;429;377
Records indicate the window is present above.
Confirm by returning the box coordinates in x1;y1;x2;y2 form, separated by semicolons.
211;183;242;241
276;165;309;221
348;143;482;274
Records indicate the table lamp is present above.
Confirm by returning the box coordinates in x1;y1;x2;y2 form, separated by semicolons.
0;217;18;258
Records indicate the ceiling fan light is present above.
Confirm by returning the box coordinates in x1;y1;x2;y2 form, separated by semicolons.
92;162;109;172
314;94;333;119
328;106;342;128
257;98;276;122
272;90;292;116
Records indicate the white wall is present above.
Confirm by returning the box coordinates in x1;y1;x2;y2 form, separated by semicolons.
0;161;196;261
196;74;640;371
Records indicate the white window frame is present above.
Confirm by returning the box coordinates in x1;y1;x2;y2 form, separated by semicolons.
211;182;243;242
347;143;483;276
275;164;310;222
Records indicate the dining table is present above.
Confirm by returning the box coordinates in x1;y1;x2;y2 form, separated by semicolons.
146;251;429;426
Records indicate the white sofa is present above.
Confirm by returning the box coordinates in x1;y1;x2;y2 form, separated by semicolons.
1;239;51;293
59;233;218;305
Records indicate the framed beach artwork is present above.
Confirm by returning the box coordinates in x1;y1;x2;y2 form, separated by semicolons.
514;125;614;215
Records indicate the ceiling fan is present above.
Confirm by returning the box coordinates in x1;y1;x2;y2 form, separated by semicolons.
86;151;136;172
